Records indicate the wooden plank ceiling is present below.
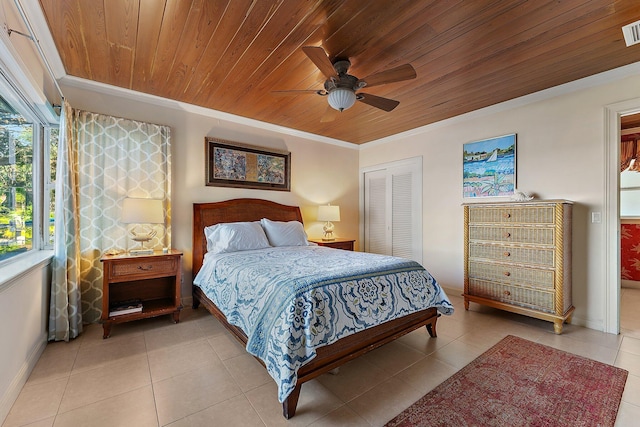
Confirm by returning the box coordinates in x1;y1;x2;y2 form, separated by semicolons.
38;0;640;145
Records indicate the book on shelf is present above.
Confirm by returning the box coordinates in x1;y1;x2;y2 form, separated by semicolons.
109;300;143;317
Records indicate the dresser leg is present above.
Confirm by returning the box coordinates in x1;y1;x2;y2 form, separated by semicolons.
464;298;469;310
553;320;563;335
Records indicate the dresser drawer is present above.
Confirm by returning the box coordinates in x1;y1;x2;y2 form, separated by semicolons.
469;243;555;267
469;225;555;245
468;205;556;225
468;261;555;289
108;257;177;280
468;279;554;313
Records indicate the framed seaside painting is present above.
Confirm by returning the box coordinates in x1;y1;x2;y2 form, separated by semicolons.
205;138;291;191
463;134;516;198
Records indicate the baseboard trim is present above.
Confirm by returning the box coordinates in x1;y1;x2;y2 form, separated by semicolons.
0;332;47;424
622;279;640;290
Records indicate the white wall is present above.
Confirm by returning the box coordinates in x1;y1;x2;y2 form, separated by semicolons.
58;80;361;300
0;259;51;423
360;70;640;331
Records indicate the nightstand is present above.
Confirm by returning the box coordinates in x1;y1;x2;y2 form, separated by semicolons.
309;238;355;251
100;250;183;338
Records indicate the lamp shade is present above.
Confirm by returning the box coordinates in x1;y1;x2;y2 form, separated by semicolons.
317;205;340;222
327;88;356;112
121;198;164;224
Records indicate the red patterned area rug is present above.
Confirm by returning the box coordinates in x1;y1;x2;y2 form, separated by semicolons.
385;335;628;427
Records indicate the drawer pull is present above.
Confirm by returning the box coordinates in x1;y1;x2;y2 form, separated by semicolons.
503;213;511;219
503;232;511;238
137;265;153;271
503;252;511;257
503;271;511;276
503;290;511;296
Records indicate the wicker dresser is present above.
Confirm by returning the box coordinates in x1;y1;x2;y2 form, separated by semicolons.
463;200;574;334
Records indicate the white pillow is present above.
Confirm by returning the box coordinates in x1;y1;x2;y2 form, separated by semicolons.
260;218;309;247
204;221;271;254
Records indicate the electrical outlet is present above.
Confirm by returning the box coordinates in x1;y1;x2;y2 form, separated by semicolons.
591;212;602;223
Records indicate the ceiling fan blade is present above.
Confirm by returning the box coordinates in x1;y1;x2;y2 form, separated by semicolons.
359;64;416;88
302;46;337;79
320;105;338;123
271;89;320;96
357;93;400;112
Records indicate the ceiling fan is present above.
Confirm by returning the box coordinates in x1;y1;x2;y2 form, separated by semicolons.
272;46;416;122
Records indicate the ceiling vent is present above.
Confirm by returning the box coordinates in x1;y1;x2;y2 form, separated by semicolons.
622;20;640;47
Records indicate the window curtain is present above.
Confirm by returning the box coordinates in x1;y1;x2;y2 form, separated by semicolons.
49;107;171;339
621;138;640;172
49;100;82;341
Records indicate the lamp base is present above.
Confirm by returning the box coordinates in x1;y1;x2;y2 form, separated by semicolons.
322;221;335;241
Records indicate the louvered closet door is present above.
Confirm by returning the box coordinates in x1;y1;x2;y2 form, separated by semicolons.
363;157;422;262
364;169;388;254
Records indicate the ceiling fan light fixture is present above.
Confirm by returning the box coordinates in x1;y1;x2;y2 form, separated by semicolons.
327;88;356;112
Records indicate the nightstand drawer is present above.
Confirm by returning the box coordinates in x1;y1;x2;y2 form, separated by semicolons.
309;239;355;251
324;241;354;250
108;257;177;279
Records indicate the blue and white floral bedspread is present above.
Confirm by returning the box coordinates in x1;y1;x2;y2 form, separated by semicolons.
193;246;454;402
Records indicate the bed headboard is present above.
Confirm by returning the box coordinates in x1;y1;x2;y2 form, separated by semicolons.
192;198;303;276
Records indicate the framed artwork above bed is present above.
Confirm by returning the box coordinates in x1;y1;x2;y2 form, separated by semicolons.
205;137;291;191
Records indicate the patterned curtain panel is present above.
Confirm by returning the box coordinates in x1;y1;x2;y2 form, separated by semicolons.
49;108;172;336
49;100;83;341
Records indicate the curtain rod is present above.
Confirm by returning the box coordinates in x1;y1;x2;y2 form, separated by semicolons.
10;0;64;103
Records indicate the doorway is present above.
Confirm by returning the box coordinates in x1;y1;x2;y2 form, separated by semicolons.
620;112;640;338
605;99;640;335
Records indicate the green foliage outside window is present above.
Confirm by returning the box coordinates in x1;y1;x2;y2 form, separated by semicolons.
0;107;33;260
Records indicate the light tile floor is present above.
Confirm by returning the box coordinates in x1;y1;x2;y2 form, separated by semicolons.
4;290;640;427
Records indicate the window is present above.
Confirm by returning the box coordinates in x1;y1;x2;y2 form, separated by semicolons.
45;126;58;247
0;84;55;263
621;167;640;218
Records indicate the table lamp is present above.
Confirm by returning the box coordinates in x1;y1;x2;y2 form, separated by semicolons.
121;198;164;255
317;204;340;241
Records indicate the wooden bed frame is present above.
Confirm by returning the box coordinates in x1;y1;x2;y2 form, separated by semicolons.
192;198;440;419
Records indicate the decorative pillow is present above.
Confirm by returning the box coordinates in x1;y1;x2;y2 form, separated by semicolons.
260;218;309;247
204;221;271;254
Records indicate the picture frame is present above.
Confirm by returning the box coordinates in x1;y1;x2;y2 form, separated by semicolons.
205;137;291;191
463;133;516;198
